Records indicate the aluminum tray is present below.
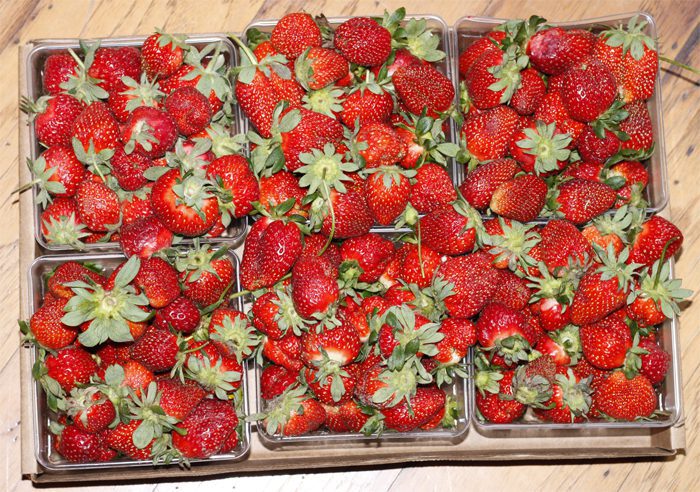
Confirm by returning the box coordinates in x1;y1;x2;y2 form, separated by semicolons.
241;14;459;234
26;250;251;471
24;34;248;253
450;11;669;216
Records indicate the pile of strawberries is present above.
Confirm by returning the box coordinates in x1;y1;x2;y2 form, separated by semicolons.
457;16;657;223
22;32;251;254
22;246;254;464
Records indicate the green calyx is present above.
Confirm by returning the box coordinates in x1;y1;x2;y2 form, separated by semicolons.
555;369;593;419
248;104;301;177
407;277;453;322
172;173;213;219
271;286;308;336
516;120;572;174
260;384;307;435
231;34;290;85
120;73;165;113
527;262;577;307
382;305;444;370
386;10;446;62
23;156;66;207
61;256;150;347
484;217;541;272
553;325;582;364
488;45;528;104
373;360;425;408
602;15;656;60
165;138;213;177
60;41;109;103
185;356;241;400
182;42;231;103
210;314;260;363
494;334;532;365
302;86;345;117
206;123;247;158
154;29;189;51
128;381;182;449
592;204;634;237
297;142;359;195
627;259;693;319
72;137;114;178
124;119;158;155
594;243;641;292
169;242;227;283
511;365;553;409
452;195;487;249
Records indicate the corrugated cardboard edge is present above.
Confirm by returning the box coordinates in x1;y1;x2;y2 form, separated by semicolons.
16;35;685;483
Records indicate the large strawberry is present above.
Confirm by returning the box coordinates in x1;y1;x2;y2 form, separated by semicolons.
381;385;446;432
53;424;113;463
71;101;120;155
365;169;411;225
459;158;519;210
133;257;180;308
549;178;616;225
579;315;632;370
593;370;656;420
461;105;520;161
174;245;235;308
393;63;455;117
165;86;212;136
477;302;539;364
475;368;525;423
121;106;178;159
334;17;391;66
629;215;683;267
20;94;85;148
141;31;187;79
25;297;77;350
420;199;482;256
291;254;339;320
527;27;596;75
270;12;322;60
436;252;500;318
490;174;548;222
295;47;349;90
560;60;617;122
409;163;456;214
339;233;395;283
172;398;239;459
75;179;120;232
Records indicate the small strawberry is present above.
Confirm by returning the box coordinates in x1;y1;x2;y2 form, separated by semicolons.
71;101;120;154
477;302;539;364
48;261;105;300
292;254;339;320
593;370;656;420
637;337;671;386
433;317;476;366
44;347;98;392
534;367;593;423
110;146;153;191
334;17;391;66
458;31;506;77
121;106;178;159
397;243;442;289
509;120;571;175
381;386;446;432
54;424;110;463
155;377;207;421
26;297;77;350
174;245;235;308
534;91;586;142
538;219;593;273
420;199;482;256
356;123;406;168
580;315;632;370
295;47;349;90
510;68;546;116
141;31;187;79
461;105;520;161
339;233;395;284
75;179;120;232
409;163;456;214
490;174;548;222
270;12;322;60
627;259;692;327
88;46;141;94
459;158;519;210
133;257;180;308
153;296;201;334
64;386;116;434
208;308;258;362
475;368;525;423
577;125;621;165
42;52;79;95
340;76;393;128
463;49;516;110
262;332;304;372
105;419;153;460
365;169;411;225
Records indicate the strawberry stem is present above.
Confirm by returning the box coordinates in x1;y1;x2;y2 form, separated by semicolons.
653;236;680;287
11;179;41;195
318;181;335;257
659;55;700;75
416;220;425;278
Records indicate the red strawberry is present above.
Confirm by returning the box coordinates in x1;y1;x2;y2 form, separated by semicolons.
300;319;361;368
393;64;455;116
21;94;85;148
356;123;406;168
577;125;621;164
458;31;506;77
490;174;547;222
155;378;207;421
110;146;153;191
527;27;596;75
208;308;257;361
319;188;374;239
304;367;357;405
75;179;120;232
65;387;116;434
120;190;154;226
240;217;303;291
538;219;593;273
45;347;98;392
291;255;339;320
459;158;519;210
489;270;532;310
365;169;411;225
509;120;571;175
88;46;141;94
580;315;632;370
153;296;200;334
535;327;580;365
334;17;391;66
207;154;259;219
420;200;480;256
133;257;179;308
119;215;174;258
437;252;500;318
129;325;179;372
270;12;322;60
282;108;344;171
54;424;110;463
120;360;156;396
151;169;219;236
551;178;616;225
234;65;281;138
475;369;525;423
534;91;586;142
638;338;670;385
261;385;326;436
258;171;307;217
165;86;212;136
341;83;393;128
593;370;656;420
510;68;546;116
619;100;653;152
28;298;77;350
121;106;178;159
409;163;456;214
260;365;299;400
461;105;520;161
560;60;617;122
177;246;235;307
71;101;120;154
608;160;648;206
433;318;476;366
262;332;304;372
42;52;78;95
464;49;510;110
629;215;683;266
295;47;349;90
477;303;539;364
40;197;90;247
141;32;186;79
339;233;395;283
534;367;592;423
48;261;105;300
172;398;239;459
397;243;442;289
251;290;301;340
381;386;446;432
105;419;153;460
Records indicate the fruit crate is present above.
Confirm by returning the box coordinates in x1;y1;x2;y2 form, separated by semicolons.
449;12;669;216
239;14;459;234
24;34;248;253
25;250;251;471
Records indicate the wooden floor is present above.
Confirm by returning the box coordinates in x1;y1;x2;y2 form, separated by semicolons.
1;0;699;490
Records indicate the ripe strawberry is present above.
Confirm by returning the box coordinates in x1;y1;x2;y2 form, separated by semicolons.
65;387;116;434
409;163;456;214
381;386;446;432
475;369;525;423
177;246;235;307
153;296;200;334
477;303;539;364
295;47;349;90
593;370;656;420
509;120;571;175
458;31;506;77
260;365;299;400
119;215;174;258
340;83;393;128
334;17;391;66
319;188;374;239
172;398;239;459
535;326;581;364
129;325;179;372
45;347;98;392
151;169;219;236
109;146;152;191
629;215;683;266
133;257;179;308
463;49;511;110
393;63;455;116
252;290;302;341
637;338;670;385
340;233;395;283
27;297;77;350
54;424;110;463
49;263;105;301
141;32;186;79
120;189;154;225
301;318;361;368
270;12;322;60
165;86;212;136
534;367;592;423
398;243;441;289
105;419;153;460
608;160;648;206
75;179;120;232
550;178;616;225
40;197;90;246
206;154;258;219
459;158;519;210
527;27;596;75
42;52;79;94
434;318;476;366
437;252;500;318
261;385;326;436
577;125;621;164
262;332;304;372
489;269;532;310
234;60;281;138
579;315;632;370
619;100;653;152
510;68;546;116
490;174;547;222
420;200;481;255
534;91;586;142
88;46;141;94
71;101;120;154
208;308;257;361
292;254;339;320
560;60;617;122
21;94;85;148
461;105;520;161
281;108;344;171
258;171;307;217
240;217;303;291
356;123;406;168
121;106;178;159
538;219;593;273
365;169;411;225
120;360;156;396
156;378;207;421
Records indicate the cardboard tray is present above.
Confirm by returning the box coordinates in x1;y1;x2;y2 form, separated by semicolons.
17;25;685;484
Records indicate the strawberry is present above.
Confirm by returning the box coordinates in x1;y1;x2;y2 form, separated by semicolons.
133;257;179;308
260;364;299;400
490;174;547;222
550;178;616;225
475;369;525;423
365;169;411;225
165;86;212;136
176;246;235;307
107;74;164;123
110;146;153;191
534;91;586;142
629;215;683;267
339;233;395;283
562;161;604;182
534;367;592;423
65;386;116;434
593;370;656;420
580;315;632;370
607;160;648;206
477;302;539;364
252;289;305;340
281;108;344;171
119;216;173;258
304;367;357;405
291;254;339;320
509;120;571;175
240;217;303;291
42;52;79;94
141;32;186;79
560;60;617;122
105;419;153;460
356;123;406;168
458;31;506;77
54;424;110;463
577;125;621;165
153;296;201;334
208;308;257;362
270;12;322;60
172;398;239;459
186;349;243;397
381;386;446;432
155;378;207;421
318;188;374;239
301;319;361;368
48;261;105;300
489;269;532;310
121;106;178;159
393;63;455;116
150;169;219;236
234;56;281;138
527;27;596;75
409;163;456;214
295;47;349;90
88;46;141;94
459;158;519;210
535;326;581;365
261;385;326;436
637;338;670;386
340;80;393;128
461;105;520;161
538;219;593;273
433;318;476;366
619;100;653;152
120;360;156;396
40;197;90;247
436;252;500;318
27;298;77;350
120;189;154;226
71;101;120;154
21;94;85;147
463;49;513;110
397;243;442;289
262;332;304;372
334;17;392;66
510;68;546;116
45;347;98;392
627;259;691;327
420;199;481;255
258;171;307;217
75;179;120;232
129;325;179;372
206;154;259;220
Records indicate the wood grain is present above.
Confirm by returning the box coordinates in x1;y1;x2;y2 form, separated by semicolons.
2;1;700;491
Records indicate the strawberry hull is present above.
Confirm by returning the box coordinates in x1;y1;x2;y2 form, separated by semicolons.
25;35;247;253
27;250;251;470
451;12;669;219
